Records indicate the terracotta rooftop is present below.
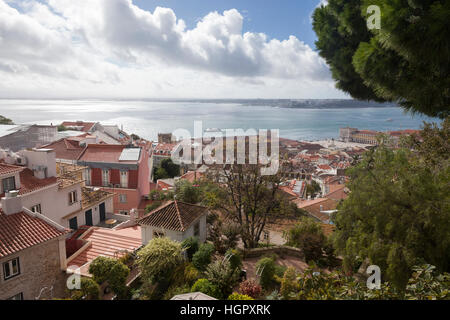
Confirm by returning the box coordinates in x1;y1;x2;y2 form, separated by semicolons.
81;187;114;209
68;226;142;274
293;198;338;223
0;163;24;176
326;184;349;201
0;210;67;258
43;138;86;161
16;168;58;195
138;201;208;232
180;171;204;183
78;144;140;164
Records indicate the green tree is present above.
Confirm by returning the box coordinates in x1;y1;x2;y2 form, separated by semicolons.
181;237;199;261
284;217;329;263
255;257;276;290
175;180;201;204
70;277;100;300
205;259;240;299
154;167;169;181
191;279;221;299
313;0;450;118
161;158;180;178
332;121;450;290
0;115;14;125
192;243;215;271
88;256;130;299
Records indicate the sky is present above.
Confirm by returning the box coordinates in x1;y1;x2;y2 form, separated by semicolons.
0;0;345;99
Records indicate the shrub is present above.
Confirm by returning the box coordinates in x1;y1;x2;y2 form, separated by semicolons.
256;257;276;289
192;243;215;271
136;237;183;284
191;279;221;299
228;293;254;300
88;256;130;299
226;248;242;271
70;277;100;300
183;263;201;286
280;267;299;300
205;260;240;299
239;280;262;299
182;237;199;261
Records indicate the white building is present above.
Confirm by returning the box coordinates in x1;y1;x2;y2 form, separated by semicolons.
138;200;208;244
0;148;114;230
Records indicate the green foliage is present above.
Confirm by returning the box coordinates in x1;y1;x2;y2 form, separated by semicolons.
306;181;322;198
207;218;241;254
136;237;183;284
70;277;100;300
228;293;254;300
131;133;140;141
280;267;299;300
160;158;180;178
0;115;14;125
175;180;201;204
192;243;215;271
226;248;242;271
256;257;276;290
57;124;68;132
181;237;199;261
284;217;328;263
205;260;240;299
332;122;450;290
88;256;130;299
191;279;221;299
313;0;450;118
163;284;191;300
154;167;169;180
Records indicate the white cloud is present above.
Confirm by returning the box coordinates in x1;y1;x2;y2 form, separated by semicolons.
0;0;345;99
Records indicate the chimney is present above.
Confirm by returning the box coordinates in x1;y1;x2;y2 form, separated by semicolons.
1;192;23;215
130;208;138;221
19;148;56;178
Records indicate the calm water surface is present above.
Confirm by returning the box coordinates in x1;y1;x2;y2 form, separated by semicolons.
0;100;436;141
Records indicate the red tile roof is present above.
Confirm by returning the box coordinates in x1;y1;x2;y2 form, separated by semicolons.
138;201;208;232
0;163;24;176
61;121;96;132
180;171;204;183
78;144;140;164
43;138;86;160
68;226;142;270
0;210;67;258
17;168;58;195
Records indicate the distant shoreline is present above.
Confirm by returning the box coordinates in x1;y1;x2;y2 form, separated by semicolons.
0;98;397;109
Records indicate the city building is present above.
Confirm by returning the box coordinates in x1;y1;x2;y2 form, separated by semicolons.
77;144;150;215
0;124;57;152
0;202;68;300
138;201;208;244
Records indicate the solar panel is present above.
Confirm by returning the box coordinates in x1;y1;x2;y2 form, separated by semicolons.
119;148;141;161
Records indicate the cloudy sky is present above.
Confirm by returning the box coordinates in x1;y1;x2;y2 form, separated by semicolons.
0;0;345;99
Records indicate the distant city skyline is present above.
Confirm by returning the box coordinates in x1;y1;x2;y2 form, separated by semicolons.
0;0;346;100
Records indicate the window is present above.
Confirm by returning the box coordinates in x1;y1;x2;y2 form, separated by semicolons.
119;194;127;203
120;171;128;188
7;293;23;300
68;191;77;205
2;176;16;193
85;168;91;186
102;169;109;187
69;217;78;230
153;231;165;238
194;222;200;237
3;258;20;280
31;204;42;214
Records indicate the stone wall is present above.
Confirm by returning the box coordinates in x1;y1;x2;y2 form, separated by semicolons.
0;238;68;300
240;245;304;260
